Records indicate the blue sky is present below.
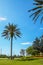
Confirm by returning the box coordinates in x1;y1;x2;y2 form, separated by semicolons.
0;0;43;56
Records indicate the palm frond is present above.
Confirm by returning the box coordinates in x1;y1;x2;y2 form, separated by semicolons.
40;17;43;24
16;31;21;38
29;9;41;23
34;0;43;5
32;10;41;20
28;0;43;23
28;6;42;12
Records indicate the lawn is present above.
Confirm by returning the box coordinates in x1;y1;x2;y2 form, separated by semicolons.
0;58;43;65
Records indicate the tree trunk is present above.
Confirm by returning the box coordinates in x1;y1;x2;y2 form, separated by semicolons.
10;37;13;60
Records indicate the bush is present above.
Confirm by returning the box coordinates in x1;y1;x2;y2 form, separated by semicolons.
0;55;8;58
20;56;38;61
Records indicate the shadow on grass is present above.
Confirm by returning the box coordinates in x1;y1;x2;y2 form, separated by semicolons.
14;57;39;61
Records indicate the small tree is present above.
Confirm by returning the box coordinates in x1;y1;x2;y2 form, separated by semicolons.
20;49;25;56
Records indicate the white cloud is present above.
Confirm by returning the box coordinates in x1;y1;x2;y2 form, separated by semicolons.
40;28;43;30
0;17;7;21
21;42;32;45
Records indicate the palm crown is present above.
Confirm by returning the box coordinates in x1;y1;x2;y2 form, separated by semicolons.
28;0;43;23
2;23;21;39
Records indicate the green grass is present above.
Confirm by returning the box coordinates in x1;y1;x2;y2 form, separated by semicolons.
0;58;43;65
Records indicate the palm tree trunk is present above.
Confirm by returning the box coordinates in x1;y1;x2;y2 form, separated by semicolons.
10;37;13;60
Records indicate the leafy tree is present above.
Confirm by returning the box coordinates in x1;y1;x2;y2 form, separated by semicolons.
26;46;39;56
28;0;43;23
33;37;40;52
33;35;43;55
2;23;21;60
26;46;33;55
40;35;43;53
26;35;43;56
20;49;25;56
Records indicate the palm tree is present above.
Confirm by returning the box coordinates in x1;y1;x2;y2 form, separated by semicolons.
28;0;43;23
2;23;21;60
